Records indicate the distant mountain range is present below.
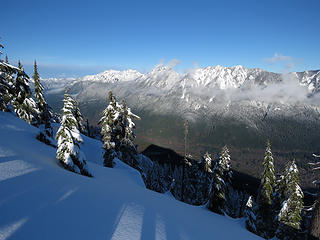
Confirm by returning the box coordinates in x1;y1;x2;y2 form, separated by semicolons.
42;65;320;188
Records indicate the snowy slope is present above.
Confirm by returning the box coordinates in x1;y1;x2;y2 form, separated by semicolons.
0;112;260;240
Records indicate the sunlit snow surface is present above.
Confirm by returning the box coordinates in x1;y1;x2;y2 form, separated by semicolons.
0;112;261;240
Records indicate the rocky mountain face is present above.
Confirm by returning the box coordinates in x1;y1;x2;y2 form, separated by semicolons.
42;65;320;188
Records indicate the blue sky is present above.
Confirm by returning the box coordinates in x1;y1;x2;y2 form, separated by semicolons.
1;0;320;78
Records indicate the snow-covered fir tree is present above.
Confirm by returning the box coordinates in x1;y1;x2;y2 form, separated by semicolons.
99;91;120;167
0;44;19;111
255;140;276;238
203;152;213;174
201;152;213;203
245;196;258;234
257;140;276;205
0;60;12;111
309;155;320;239
207;146;232;215
99;92;141;168
33;60;53;137
56;90;91;177
276;160;304;239
73;98;85;134
12;61;39;124
119;99;141;165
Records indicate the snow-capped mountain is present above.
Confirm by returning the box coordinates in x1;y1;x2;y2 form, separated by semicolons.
41;64;320;189
82;69;143;83
41;64;320;94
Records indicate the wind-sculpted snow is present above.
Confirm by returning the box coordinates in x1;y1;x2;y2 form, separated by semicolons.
0;111;261;239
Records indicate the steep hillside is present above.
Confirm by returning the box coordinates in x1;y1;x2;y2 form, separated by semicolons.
0;112;260;240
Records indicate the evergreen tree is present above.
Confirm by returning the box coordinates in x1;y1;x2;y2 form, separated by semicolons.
56;90;91;177
0;43;10;110
276;160;304;239
309;155;320;239
99;92;140;168
257;140;276;205
119;99;140;150
0;42;3;56
118;99;141;167
207;146;232;215
33;60;53;137
0;63;10;110
203;151;213;174
12;61;39;124
73;98;85;134
5;55;8;64
256;140;276;238
202;152;213;202
0;44;18;111
245;196;258;234
273;162;289;215
86;119;91;137
99;91;120;167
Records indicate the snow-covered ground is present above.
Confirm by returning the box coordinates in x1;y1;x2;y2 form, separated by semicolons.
0;112;260;240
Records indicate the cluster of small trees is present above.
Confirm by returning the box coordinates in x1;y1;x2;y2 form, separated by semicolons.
55;90;143;177
0;44;53;139
245;141;305;239
99;91;140;168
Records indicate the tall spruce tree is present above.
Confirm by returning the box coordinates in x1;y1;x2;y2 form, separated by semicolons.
0;44;18;111
119;99;140;150
202;152;213;202
73;98;85;134
276;160;304;239
33;60;53;137
99;91;120;167
257;140;276;205
0;49;11;111
245;196;258;234
119;99;140;166
56;90;91;176
12;61;39;124
207;146;232;215
255;140;276;238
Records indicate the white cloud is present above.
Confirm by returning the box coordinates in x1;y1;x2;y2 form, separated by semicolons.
263;53;293;63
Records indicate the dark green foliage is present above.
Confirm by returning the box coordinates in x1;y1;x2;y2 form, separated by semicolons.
99;91;119;167
276;160;304;238
254;140;276;238
257;140;276;206
208;146;232;215
33;60;53;137
99;91;140;168
245;196;258;234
